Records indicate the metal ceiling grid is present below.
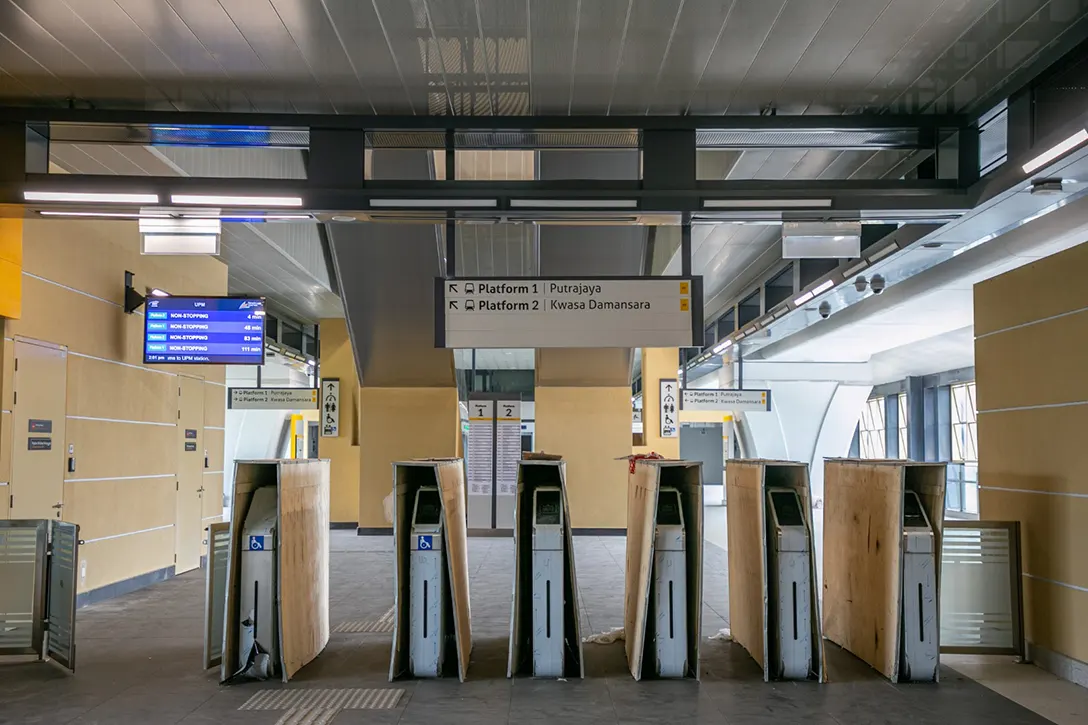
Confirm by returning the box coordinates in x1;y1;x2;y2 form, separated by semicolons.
0;0;1078;115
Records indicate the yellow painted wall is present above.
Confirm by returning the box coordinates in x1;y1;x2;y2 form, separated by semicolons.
0;324;10;519
1;219;227;592
317;318;361;524
975;240;1088;665
0;219;22;319
535;386;631;529
358;387;459;528
639;347;680;458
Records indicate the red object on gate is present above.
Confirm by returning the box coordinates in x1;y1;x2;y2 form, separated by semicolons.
628;452;664;474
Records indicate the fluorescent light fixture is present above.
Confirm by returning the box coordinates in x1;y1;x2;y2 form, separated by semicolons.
793;291;814;306
867;243;898;263
743;327;757;336
842;259;869;278
811;279;835;296
510;199;638;209
148;288;170;297
703;198;833;209
712;339;733;354
171;194;303;207
38;210;169;219
369;198;497;208
25;190;159;204
141;234;219;255
220;214;312;222
1022;129;1088;174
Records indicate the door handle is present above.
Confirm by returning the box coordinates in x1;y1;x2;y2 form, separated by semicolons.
52;502;63;509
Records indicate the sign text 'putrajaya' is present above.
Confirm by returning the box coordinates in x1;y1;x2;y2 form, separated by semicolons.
681;388;772;412
436;277;701;349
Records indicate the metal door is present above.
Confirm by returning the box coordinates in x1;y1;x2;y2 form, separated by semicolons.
203;522;230;669
307;422;319;458
0;520;47;657
176;375;205;574
10;339;67;520
46;520;79;671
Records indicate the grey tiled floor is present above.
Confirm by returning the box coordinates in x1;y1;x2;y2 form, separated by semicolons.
0;532;1054;724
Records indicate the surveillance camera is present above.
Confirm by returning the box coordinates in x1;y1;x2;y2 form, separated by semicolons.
818;301;831;319
854;275;867;293
870;274;886;294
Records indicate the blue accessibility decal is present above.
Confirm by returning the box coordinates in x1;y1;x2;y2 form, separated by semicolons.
417;535;433;550
248;535;266;551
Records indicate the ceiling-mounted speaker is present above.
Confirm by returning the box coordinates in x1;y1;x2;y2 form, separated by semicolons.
782;221;861;259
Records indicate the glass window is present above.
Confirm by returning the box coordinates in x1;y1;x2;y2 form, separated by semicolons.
897;393;909;459
951;382;978;463
859;397;886;459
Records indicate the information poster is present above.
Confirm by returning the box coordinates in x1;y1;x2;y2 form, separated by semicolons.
467;400;494;496
496;400;521;496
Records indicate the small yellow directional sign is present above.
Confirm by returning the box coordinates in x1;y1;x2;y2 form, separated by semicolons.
680;298;690;311
679;281;690;295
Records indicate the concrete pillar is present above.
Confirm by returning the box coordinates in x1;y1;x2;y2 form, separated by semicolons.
637;347;680;458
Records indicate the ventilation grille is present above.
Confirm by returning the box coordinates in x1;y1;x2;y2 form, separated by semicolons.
696;128;920;149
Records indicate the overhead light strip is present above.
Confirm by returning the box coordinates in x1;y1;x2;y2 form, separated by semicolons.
712;339;733;354
25;191;159;204
867;243;899;263
811;279;835;296
39;210;169;219
369;198;497;208
703;198;833;209
1022;129;1088;174
842;259;869;278
509;199;638;209
171;194;303;207
793;291;814;306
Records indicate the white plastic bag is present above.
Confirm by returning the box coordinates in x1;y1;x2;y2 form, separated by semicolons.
582;627;625;644
708;627;732;641
382;491;394;524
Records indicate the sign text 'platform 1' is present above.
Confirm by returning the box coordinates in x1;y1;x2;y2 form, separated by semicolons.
681;388;772;412
435;277;702;349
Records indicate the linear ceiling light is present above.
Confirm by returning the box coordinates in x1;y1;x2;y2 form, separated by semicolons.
811;279;835;296
712;339;733;354
793;291;814;306
842;259;869;278
867;243;899;263
703;198;833;209
369;198;497;208
38;210;169;219
171;194;303;207
1022;129;1088;174
25;190;159;204
509;199;639;208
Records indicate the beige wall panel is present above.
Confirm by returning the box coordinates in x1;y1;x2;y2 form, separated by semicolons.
318;318;361;522
202;472;224;519
1021;575;1088;665
0;411;9;519
203;427;225;472
536;348;632;387
980;487;1088;591
535;386;631;529
63;477;176;542
22;219;227;305
978;406;1088;496
974;241;1088;336
358;387;458;528
77;527;175;594
975;313;1088;411
9;276;145;363
1;330;13;409
66;353;177;424
203;381;226;428
66;419;177;481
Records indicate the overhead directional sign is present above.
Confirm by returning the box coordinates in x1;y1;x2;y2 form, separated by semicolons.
228;387;319;410
436;276;701;349
681;388;772;412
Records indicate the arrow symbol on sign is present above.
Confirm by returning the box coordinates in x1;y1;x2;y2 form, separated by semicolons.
665;384;673;392
449;283;458;293
449;300;458;310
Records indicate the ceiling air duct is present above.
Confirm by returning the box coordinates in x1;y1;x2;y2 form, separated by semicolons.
782;221;862;259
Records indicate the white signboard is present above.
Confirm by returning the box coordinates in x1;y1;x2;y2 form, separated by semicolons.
632;409;643;434
682;388;772;412
438;277;699;349
229;387;318;410
467;400;494;496
660;379;678;438
321;379;340;437
496;400;521;496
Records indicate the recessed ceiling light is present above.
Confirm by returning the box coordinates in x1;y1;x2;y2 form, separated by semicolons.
25;191;159;204
171;194;303;207
330;215;356;222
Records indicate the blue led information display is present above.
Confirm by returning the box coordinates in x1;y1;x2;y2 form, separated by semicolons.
143;296;265;365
